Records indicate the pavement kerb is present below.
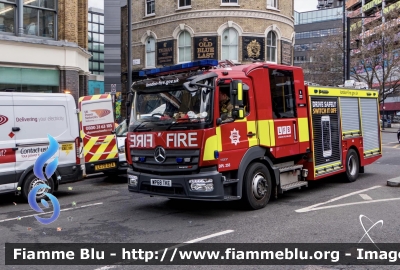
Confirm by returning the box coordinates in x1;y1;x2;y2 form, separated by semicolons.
387;176;400;187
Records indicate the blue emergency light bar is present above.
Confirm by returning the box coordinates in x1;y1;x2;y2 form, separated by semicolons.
139;59;219;77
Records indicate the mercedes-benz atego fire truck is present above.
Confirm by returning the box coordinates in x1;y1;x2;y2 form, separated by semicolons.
126;60;382;210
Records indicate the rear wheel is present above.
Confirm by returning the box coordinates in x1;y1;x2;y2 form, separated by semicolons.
22;172;54;201
242;163;272;210
345;149;359;182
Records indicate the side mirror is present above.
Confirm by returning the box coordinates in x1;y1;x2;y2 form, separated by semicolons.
230;80;245;120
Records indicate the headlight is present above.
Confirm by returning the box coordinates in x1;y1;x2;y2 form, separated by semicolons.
128;175;138;187
118;146;125;153
188;179;214;192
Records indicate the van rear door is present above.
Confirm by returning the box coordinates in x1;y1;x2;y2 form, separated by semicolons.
79;94;118;174
0;94;17;193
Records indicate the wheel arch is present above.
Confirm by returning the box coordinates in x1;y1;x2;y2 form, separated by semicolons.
17;165;60;193
236;147;280;198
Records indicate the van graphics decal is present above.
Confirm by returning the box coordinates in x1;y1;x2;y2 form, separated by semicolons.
0;115;8;125
15;116;64;123
16;145;60;161
311;97;341;166
0;148;16;163
83;109;114;137
91;109;111;118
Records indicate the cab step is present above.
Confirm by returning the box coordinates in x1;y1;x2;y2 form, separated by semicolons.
278;164;304;173
280;181;308;192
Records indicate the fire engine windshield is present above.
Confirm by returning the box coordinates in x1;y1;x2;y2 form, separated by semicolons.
129;77;214;131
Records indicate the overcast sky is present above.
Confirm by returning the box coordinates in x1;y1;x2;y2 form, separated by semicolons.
89;0;104;9
294;0;318;12
88;0;317;14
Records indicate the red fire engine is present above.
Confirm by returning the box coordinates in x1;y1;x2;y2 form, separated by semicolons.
126;60;382;210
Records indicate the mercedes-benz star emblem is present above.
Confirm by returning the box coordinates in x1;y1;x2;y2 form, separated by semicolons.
154;146;166;163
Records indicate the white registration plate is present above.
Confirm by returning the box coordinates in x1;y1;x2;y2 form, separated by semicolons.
151;179;172;187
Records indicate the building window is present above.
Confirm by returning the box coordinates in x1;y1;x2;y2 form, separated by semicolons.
146;37;156;67
222;0;238;3
266;31;277;62
0;2;16;34
178;31;191;63
23;0;56;38
88;10;104;74
146;0;155;15
221;28;238;61
179;0;191;7
267;0;278;9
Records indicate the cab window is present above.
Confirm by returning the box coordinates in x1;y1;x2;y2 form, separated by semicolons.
269;69;296;119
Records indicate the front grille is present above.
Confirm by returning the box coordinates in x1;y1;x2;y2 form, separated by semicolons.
131;149;200;173
140;183;186;196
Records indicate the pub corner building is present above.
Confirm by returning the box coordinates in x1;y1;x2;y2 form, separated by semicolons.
0;0;91;104
124;0;295;79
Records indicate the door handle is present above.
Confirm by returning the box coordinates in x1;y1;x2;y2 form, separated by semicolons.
12;148;18;151
12;127;20;132
247;132;256;137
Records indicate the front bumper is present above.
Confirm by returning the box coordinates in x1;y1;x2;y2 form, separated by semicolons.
85;158;120;174
127;167;226;201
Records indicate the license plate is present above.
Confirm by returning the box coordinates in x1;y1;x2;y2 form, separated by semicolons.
62;144;73;151
95;162;116;171
151;179;172;187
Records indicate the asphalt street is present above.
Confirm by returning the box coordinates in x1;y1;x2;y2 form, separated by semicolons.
0;132;399;270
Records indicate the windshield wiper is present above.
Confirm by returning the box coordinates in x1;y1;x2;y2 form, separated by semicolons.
133;121;152;132
165;119;192;130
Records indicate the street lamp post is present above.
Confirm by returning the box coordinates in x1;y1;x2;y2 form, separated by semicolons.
127;0;132;121
382;35;385;130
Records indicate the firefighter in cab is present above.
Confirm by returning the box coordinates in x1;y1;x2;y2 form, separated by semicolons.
220;88;233;121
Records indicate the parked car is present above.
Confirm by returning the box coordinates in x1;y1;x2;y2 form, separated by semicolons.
114;119;128;173
397;128;400;143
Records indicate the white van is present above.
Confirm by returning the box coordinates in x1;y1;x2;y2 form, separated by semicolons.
0;92;83;200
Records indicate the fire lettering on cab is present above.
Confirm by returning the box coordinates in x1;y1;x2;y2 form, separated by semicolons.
130;134;154;148
166;133;198;147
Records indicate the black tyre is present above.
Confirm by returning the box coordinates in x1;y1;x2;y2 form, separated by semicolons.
242;163;272;210
22;172;54;201
345;149;359;182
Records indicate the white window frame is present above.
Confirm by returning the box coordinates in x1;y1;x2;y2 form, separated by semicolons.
221;0;239;6
145;37;156;68
145;0;155;16
178;0;191;8
178;31;192;63
266;31;277;63
267;0;278;9
221;28;239;62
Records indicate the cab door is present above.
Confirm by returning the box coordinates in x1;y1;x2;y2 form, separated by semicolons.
0;94;17;192
217;80;258;171
268;68;302;158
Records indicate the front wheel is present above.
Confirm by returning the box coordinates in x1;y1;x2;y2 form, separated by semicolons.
345;149;359;182
242;163;272;210
22;172;54;201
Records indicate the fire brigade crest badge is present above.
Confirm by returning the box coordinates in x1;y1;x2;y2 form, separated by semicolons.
230;128;241;145
247;40;261;59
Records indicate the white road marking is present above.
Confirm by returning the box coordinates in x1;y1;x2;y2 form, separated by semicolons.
295;186;382;213
0;202;103;223
184;229;234;243
93;230;235;270
94;266;117;270
297;197;400;212
359;194;373;201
